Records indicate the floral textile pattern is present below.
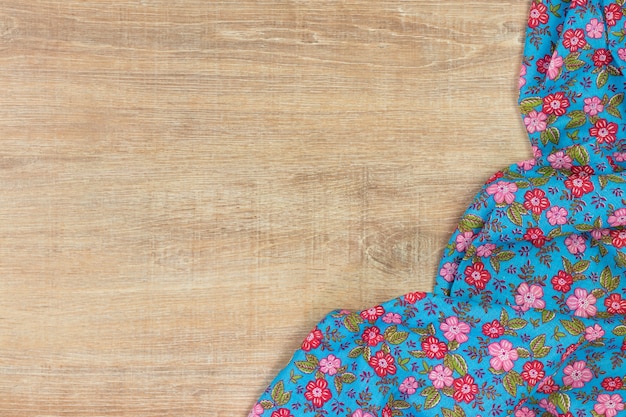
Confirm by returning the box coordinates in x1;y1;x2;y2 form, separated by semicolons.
251;1;626;416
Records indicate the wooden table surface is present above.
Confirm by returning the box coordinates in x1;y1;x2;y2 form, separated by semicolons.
0;1;532;415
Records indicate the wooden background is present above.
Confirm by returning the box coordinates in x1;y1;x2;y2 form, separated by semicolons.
0;1;532;415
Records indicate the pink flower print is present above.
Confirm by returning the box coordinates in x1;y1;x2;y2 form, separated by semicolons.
519;64;527;88
586;18;604;38
455;231;475;252
565;233;586;254
546;52;563;80
584;96;604;116
585;324;605;342
514;283;546;312
563;360;593;388
532;145;542;159
517;158;536;171
592;228;610;241
428;364;454;389
440;316;471;344
595;394;625;417
619;48;626;61
524;111;548;133
614;152;626;162
515;407;536;417
399;376;418;395
476;243;496;257
248;403;264;417
608;208;626;227
546;206;568;226
538;398;558;416
566;288;597;317
486;181;518;204
488;340;519;371
319;354;341;375
439;262;458;282
382;312;402;324
351;411;375;417
547;151;573;169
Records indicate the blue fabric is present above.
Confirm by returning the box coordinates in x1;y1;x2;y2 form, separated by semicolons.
251;1;626;416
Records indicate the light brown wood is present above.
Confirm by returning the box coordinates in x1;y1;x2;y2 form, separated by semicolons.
0;1;532;415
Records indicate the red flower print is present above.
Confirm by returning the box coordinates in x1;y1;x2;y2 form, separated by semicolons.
368;350;397;377
362;326;385;346
605;293;626;314
304;378;332;408
551;270;573;292
404;291;426;304
521;360;545;386
565;173;594;198
360;305;385;321
562;28;587;52
572;165;595;176
605;3;624;26
590;119;618;143
421;336;448;359
611;230;626;248
482;319;505;338
571;165;595;176
523;189;550;214
453;374;479;403
592;48;614;67
271;409;294;417
486;171;504;184
570;0;587;7
536;54;551;74
523;227;546;248
602;377;624;391
301;327;323;351
537;376;560;394
464;262;491;290
562;342;581;361
528;2;549;28
382;406;393;417
542;92;570;116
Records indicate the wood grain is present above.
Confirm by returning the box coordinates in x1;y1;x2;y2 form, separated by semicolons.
0;1;531;415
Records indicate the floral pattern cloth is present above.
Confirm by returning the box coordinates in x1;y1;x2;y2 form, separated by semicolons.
251;1;626;416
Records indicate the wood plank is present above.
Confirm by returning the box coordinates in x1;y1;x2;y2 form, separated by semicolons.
0;1;530;415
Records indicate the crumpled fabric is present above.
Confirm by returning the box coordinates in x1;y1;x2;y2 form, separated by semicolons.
250;1;626;416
